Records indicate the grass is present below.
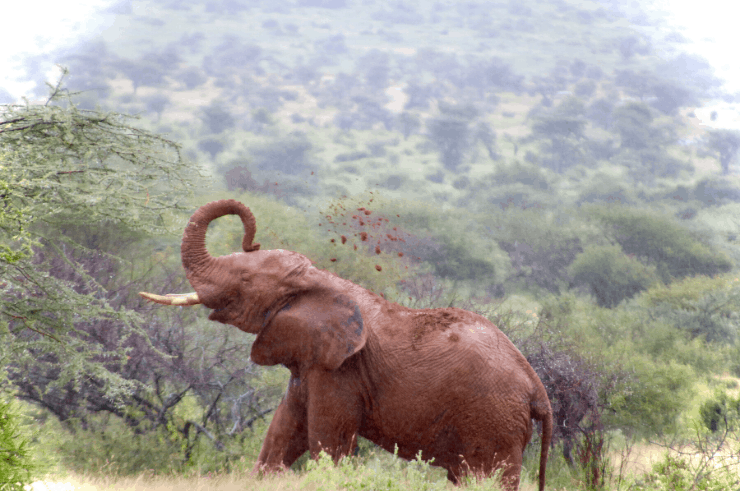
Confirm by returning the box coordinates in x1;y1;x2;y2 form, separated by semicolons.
32;442;737;491
30;472;300;491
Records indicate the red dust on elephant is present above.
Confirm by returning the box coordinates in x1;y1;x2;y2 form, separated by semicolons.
140;199;552;490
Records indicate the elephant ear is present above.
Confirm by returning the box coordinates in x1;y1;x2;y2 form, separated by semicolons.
250;288;367;371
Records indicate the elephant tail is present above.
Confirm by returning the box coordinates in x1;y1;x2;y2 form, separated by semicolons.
531;396;552;491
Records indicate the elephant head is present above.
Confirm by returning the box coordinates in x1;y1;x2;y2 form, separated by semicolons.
140;199;367;370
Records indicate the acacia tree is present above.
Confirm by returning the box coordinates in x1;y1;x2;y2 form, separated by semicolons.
0;72;289;472
427;102;479;171
0;68;195;418
531;97;588;172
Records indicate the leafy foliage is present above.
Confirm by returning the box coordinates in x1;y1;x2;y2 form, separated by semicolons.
530;97;589;172
10;0;740;486
302;449;451;491
639;276;740;343
635;441;740;491
0;71;214;456
426;102;482;171
0;398;34;490
699;390;740;433
588;206;733;283
705;129;740;175
570;244;659;308
486;207;584;294
540;296;700;438
250;132;315;175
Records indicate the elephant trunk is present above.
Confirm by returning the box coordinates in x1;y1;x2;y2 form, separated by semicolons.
181;199;260;278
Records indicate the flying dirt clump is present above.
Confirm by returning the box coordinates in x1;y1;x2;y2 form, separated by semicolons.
318;194;420;271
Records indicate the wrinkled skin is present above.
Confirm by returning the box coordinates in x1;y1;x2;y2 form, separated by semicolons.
141;200;552;490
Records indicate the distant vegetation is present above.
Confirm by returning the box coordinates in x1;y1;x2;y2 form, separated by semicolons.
4;0;740;489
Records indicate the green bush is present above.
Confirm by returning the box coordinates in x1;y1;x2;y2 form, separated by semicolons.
699;390;740;433
577;176;635;206
302;448;452;491
588;206;733;282
491;161;551;190
634;318;723;374
606;357;695;438
427;234;497;282
363;198;510;285
47;411;269;477
634;453;738;491
0;399;34;491
570;244;659;307
639;276;740;344
482;207;586;294
540;298;707;437
250;133;315;176
54;417;186;476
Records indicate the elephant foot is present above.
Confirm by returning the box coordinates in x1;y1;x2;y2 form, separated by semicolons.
251;461;290;479
445;465;520;490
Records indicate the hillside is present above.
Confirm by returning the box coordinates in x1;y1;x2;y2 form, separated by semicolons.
6;1;740;489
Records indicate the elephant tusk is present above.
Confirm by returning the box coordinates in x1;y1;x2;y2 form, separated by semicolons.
139;291;201;306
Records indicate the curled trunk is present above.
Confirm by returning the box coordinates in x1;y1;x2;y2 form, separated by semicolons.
180;199;260;277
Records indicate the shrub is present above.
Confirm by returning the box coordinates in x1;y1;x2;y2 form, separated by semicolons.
612;102;654;150
397;112;421;138
586;98;614;129
427;116;471;171
302;448;450;491
570;244;659;307
483;208;583;294
523;338;604;469
606;355;694;437
428;236;496;282
198;100;236;134
538;299;698;438
54;417;185;476
251;133;315;175
639;276;740;343
0;399;34;490
179;66;206;90
530;101;589;173
197;137;225;158
298;0;347;7
334;151;370;163
635;452;738;491
575;80;597;98
492;162;550;190
699;390;740;433
693;177;740;206
588;206;733;283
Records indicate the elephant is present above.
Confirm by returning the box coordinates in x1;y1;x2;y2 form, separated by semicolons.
140;199;552;490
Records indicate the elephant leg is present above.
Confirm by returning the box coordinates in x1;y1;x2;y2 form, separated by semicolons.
494;451;523;491
446;468;460;484
254;397;308;473
445;451;522;490
305;369;362;463
499;460;522;491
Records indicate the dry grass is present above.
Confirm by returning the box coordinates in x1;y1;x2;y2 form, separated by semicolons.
611;441;666;477
30;471;308;491
609;437;740;485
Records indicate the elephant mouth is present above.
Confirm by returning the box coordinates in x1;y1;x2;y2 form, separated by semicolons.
139;291;201;306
